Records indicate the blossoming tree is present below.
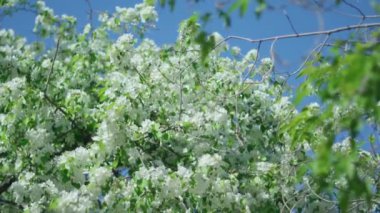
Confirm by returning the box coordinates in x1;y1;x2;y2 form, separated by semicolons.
0;0;379;212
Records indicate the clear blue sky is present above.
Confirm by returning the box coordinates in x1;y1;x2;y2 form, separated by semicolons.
1;0;379;151
1;1;376;61
1;1;377;85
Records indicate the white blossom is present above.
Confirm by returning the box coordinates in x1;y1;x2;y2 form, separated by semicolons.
138;4;158;23
177;165;193;179
141;119;154;133
90;167;112;186
198;154;222;167
261;57;272;65
231;46;241;56
211;32;227;52
256;162;275;173
244;49;258;62
57;190;92;213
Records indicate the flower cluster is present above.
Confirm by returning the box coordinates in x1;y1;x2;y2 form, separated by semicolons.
0;1;377;212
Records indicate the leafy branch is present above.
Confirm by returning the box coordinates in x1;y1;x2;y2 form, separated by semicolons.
42;38;93;149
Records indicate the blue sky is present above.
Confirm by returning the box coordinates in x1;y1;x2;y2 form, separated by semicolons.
1;1;376;53
1;0;379;150
1;1;377;86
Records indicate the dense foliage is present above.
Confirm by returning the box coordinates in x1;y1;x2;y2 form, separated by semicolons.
0;0;379;212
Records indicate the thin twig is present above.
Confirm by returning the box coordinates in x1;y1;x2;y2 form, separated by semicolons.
342;0;365;23
333;10;380;19
179;74;183;121
342;0;366;42
85;0;94;35
234;93;244;146
178;43;185;121
281;194;291;212
130;126;184;158
41;37;93;156
132;66;149;85
136;148;147;168
240;38;276;87
283;9;298;35
157;64;175;83
242;41;262;83
43;94;78;128
305;181;337;204
223;22;380;44
266;38;277;76
290;194;312;212
287;34;330;77
169;23;380;99
0;198;23;210
44;38;61;94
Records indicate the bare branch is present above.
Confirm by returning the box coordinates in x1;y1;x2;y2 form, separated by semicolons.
85;0;94;36
243;41;262;82
179;74;183;121
178;44;185;122
283;9;298;35
288;34;330;77
342;0;365;22
267;38;277;75
223;22;380;44
0;176;16;195
241;39;276;86
85;0;94;25
333;11;380;19
44;38;61;94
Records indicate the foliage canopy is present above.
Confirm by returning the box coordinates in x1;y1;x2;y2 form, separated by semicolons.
0;0;379;212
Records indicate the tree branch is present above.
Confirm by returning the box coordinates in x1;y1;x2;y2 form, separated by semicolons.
0;176;16;195
287;34;330;77
85;0;94;31
223;22;380;43
0;197;23;210
130;126;184;158
333;11;380;19
283;9;298;35
242;41;261;83
342;0;365;22
40;37;94;157
44;38;60;94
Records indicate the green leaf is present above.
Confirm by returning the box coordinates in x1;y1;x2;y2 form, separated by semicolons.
145;0;155;6
255;0;267;18
48;198;59;210
294;82;313;105
240;0;250;16
0;0;7;6
200;12;212;25
229;0;250;16
195;31;215;63
218;10;231;27
168;0;175;11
